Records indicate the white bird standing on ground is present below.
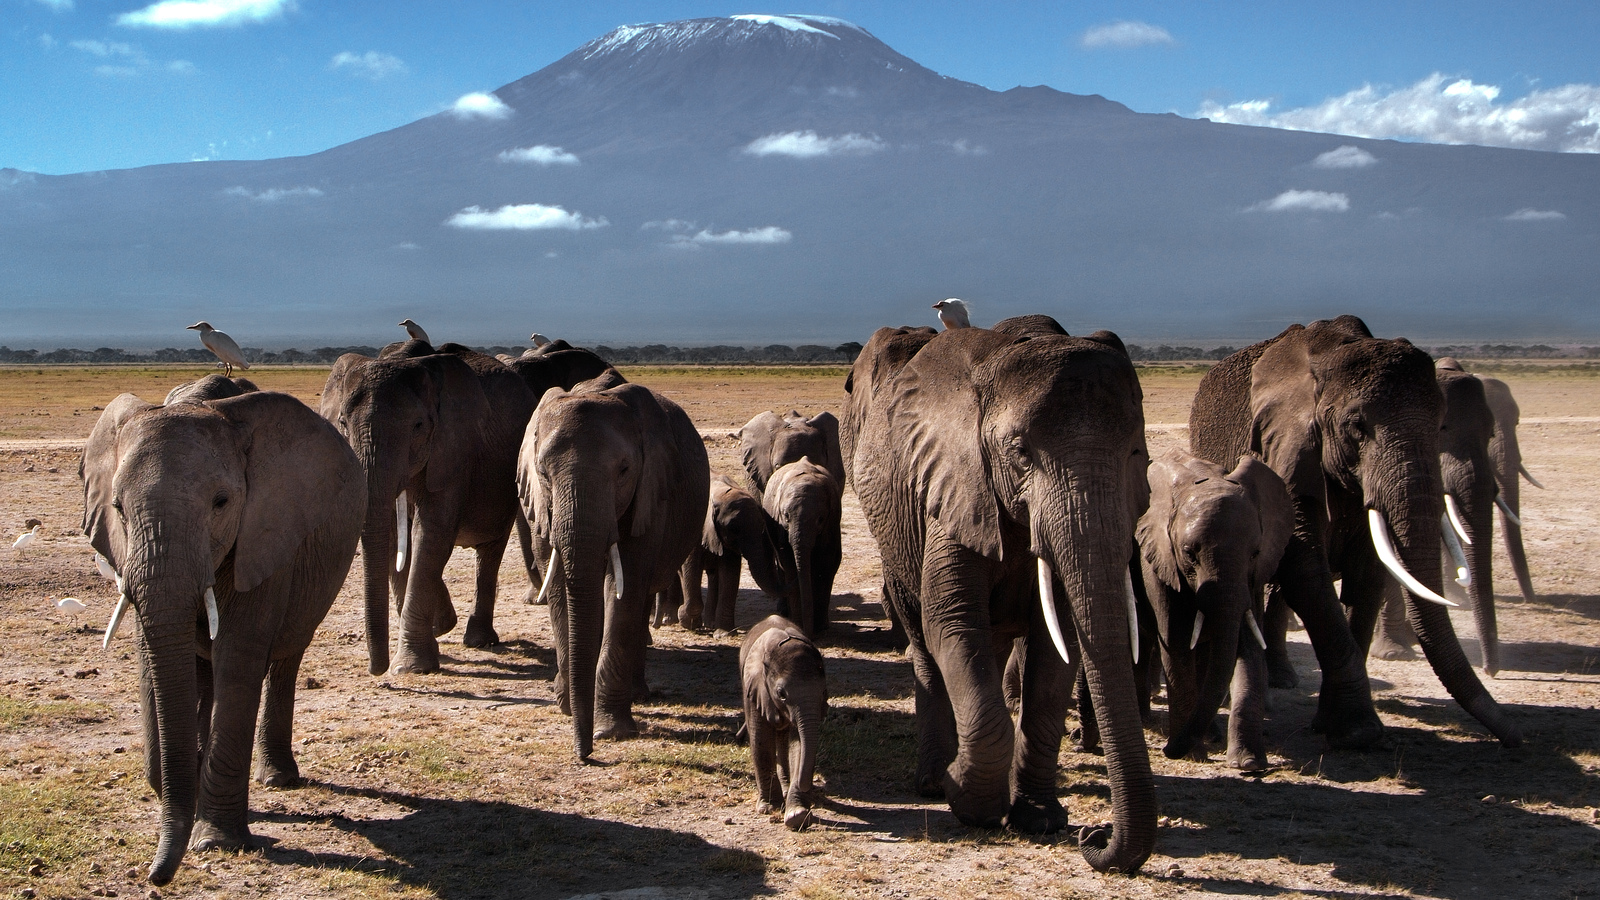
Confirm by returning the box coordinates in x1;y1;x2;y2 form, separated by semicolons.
56;598;86;613
187;322;250;376
932;298;972;330
400;319;431;344
13;518;41;551
530;332;550;348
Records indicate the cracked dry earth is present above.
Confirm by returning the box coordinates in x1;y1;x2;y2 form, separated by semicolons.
1;363;1597;900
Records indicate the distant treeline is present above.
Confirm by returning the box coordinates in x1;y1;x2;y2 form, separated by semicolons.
4;341;1600;366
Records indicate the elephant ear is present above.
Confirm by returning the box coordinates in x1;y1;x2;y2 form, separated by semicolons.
1227;454;1294;588
1248;331;1325;507
737;410;783;493
804;411;846;490
616;384;696;540
1136;451;1185;593
80;393;159;570
519;401;551;543
422;355;491;494
217;392;365;593
890;329;1012;561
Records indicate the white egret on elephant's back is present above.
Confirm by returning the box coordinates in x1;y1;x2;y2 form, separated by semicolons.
186;322;249;376
932;298;972;330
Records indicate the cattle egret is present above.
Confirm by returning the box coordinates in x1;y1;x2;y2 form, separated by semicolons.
530;332;551;348
187;322;250;376
13;518;41;551
56;598;87;613
932;298;972;330
95;553;118;581
400;318;432;344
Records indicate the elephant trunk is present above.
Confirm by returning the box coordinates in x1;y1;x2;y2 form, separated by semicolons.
1498;480;1536;602
740;529;787;598
551;485;613;761
1166;581;1246;760
1457;491;1500;676
785;707;823;829
788;520;817;636
357;438;406;675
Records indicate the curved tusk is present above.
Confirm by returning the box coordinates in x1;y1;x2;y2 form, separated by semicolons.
1443;494;1473;546
610;544;625;599
1189;609;1205;650
1246;610;1267;650
1036;556;1072;666
394;491;410;573
1368;509;1458;607
1125;570;1140;664
204;587;219;640
535;549;556;605
1495;495;1523;528
1519;463;1545;490
1440;514;1472;588
103;594;130;650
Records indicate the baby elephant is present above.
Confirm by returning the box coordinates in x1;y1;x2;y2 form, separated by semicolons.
741;615;827;830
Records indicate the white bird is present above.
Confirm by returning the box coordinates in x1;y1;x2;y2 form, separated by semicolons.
932;298;972;330
56;598;86;613
95;553;118;582
399;318;432;344
13;518;41;551
187;322;250;376
530;332;551;348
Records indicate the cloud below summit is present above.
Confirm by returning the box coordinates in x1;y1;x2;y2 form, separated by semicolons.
743;131;886;158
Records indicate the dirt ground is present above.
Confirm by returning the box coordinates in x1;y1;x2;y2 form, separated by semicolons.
1;363;1597;900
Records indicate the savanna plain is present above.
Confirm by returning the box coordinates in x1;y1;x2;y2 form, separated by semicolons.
2;362;1598;900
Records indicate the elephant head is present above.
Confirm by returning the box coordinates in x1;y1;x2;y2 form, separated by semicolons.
705;474;787;596
761;458;843;637
81;390;364;884
1138;449;1291;761
736;409;846;494
1435;361;1503;675
320;351;489;674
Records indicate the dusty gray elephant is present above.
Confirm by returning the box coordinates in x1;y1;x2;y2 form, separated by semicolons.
321;343;535;675
737;409;846;492
520;371;710;760
1137;448;1292;770
762;458;842;637
670;474;788;634
741;614;827;831
846;318;1156;873
1479;371;1541;601
81;388;364;885
1190;316;1521;748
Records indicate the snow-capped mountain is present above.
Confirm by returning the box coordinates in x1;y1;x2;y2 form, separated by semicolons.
3;14;1597;348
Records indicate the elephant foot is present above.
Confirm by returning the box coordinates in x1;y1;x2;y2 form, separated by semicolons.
1226;745;1270;773
784;803;815;831
680;616;702;632
462;616;499;648
943;772;1007;830
1071;728;1103;755
714;628;738;638
390;642;441;675
253;753;301;788
190;819;250;853
434;604;458;638
1370;634;1417;661
594;710;640;741
1266;658;1299;689
524;582;547;605
1313;708;1386;752
1006;793;1067;835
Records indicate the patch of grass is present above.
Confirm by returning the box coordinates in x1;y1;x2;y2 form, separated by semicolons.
314;866;434;899
819;699;916;779
703;847;766;875
0;697;112;729
0;761;151;883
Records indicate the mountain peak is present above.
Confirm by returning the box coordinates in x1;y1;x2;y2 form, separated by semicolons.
577;14;878;62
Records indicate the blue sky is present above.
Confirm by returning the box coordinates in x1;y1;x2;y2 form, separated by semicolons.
5;0;1599;175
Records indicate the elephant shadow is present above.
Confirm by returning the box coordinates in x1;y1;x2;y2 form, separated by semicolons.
256;787;773;900
1521;593;1600;623
1151;710;1600;899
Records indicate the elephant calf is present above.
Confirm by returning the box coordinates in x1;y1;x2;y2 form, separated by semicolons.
741;615;827;830
668;474;788;634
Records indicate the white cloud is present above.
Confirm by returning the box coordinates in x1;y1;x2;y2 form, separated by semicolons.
224;185;324;202
36;0;73;10
167;59;195;73
642;219;695;232
1245;190;1350;213
71;40;145;61
1312;145;1378;169
330;50;407;80
445;204;606;231
942;139;989;156
1198;74;1600;153
498;145;579;166
118;0;294;29
450;92;512;120
95;65;141;77
743;130;886;158
38;33;58;49
1504;208;1566;222
668;226;792;248
1081;21;1174;49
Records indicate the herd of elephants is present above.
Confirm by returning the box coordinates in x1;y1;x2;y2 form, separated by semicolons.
76;311;1543;884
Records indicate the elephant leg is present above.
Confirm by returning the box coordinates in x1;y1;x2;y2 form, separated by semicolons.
1074;666;1101;754
392;504;461;674
593;587;644;741
713;553;741;634
906;637;958;797
1001;638;1023;714
1372;579;1418;660
192;644;271;851
253;652;304;787
1160;633;1203;761
548;581;572;717
678;555;703;631
1009;621;1072;834
1276;540;1384;750
515;507;544;605
813;528;842;635
1341;549;1387;658
195;654;214;773
749;718;782;813
1226;635;1270;772
464;533;509;648
1262;585;1298;688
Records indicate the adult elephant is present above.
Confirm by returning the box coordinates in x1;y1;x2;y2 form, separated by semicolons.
673;474;789;634
763;458;843;637
81;387;364;885
845;318;1156;873
1190;317;1520;747
322;343;534;675
520;371;710;761
1479;371;1541;601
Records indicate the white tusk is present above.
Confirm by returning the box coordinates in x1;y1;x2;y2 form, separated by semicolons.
1519;464;1545;490
204;587;219;640
95;553;118;582
1125;570;1140;664
394;492;409;573
1443;494;1473;546
1440;513;1472;588
1036;556;1072;666
610;544;625;599
1368;509;1458;607
535;549;556;605
1495;495;1523;529
103;593;129;650
1189;610;1204;650
1246;610;1267;650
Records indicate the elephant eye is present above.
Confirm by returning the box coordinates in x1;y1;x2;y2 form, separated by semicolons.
213;493;229;510
112;498;124;517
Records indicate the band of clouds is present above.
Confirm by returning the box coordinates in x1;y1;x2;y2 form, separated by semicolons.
1505;208;1566;222
118;0;295;29
744;131;885;158
1200;74;1600;153
69;38;193;76
331;51;407;81
451;92;512;120
446;204;606;231
672;226;792;246
1312;145;1378;169
35;0;73;9
1080;21;1174;50
1245;190;1350;213
224;185;323;202
499;145;579;166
